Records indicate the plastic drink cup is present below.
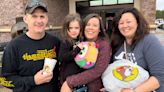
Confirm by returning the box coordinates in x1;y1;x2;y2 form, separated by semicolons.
43;58;57;75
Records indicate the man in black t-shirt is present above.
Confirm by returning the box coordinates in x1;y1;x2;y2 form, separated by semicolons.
1;0;60;92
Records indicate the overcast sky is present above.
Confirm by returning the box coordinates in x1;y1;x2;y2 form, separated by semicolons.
156;0;164;10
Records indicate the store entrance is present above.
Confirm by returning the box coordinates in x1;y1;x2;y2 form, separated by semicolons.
76;1;133;37
105;13;115;37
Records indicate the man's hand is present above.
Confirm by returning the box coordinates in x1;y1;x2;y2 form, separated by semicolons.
34;70;53;85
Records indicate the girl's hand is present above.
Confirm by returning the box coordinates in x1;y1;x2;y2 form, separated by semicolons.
77;43;84;50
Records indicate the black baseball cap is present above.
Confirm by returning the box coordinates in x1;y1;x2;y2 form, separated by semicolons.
25;0;48;14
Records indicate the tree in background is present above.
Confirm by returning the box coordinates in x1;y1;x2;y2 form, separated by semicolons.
156;10;164;19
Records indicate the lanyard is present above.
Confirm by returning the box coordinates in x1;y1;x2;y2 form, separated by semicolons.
124;41;129;60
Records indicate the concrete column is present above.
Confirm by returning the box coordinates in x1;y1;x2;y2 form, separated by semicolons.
134;0;141;11
140;0;156;30
134;0;156;31
69;0;76;14
69;0;87;14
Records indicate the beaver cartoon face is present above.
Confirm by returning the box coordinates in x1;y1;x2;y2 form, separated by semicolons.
43;65;50;73
112;65;138;82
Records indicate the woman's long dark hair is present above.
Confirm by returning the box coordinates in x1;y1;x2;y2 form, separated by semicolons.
61;13;83;45
111;7;150;54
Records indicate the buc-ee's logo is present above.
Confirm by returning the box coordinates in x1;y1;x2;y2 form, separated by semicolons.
112;65;139;82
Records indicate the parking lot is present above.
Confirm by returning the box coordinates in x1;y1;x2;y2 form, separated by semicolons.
155;28;164;45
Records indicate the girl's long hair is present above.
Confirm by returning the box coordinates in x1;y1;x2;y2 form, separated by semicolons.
61;13;83;45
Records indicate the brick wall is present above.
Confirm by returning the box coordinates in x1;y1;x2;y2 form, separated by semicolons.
0;0;69;27
0;0;24;26
0;33;11;43
0;0;156;27
141;0;156;25
0;0;69;43
45;0;69;26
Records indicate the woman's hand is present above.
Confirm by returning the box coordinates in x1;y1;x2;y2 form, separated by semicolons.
61;81;72;92
121;88;133;92
99;88;106;92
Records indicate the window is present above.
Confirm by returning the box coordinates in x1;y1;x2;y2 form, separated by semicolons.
118;0;134;4
90;0;102;6
90;0;134;6
103;0;117;5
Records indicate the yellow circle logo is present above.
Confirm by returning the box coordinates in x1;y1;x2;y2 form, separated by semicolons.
112;65;138;82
